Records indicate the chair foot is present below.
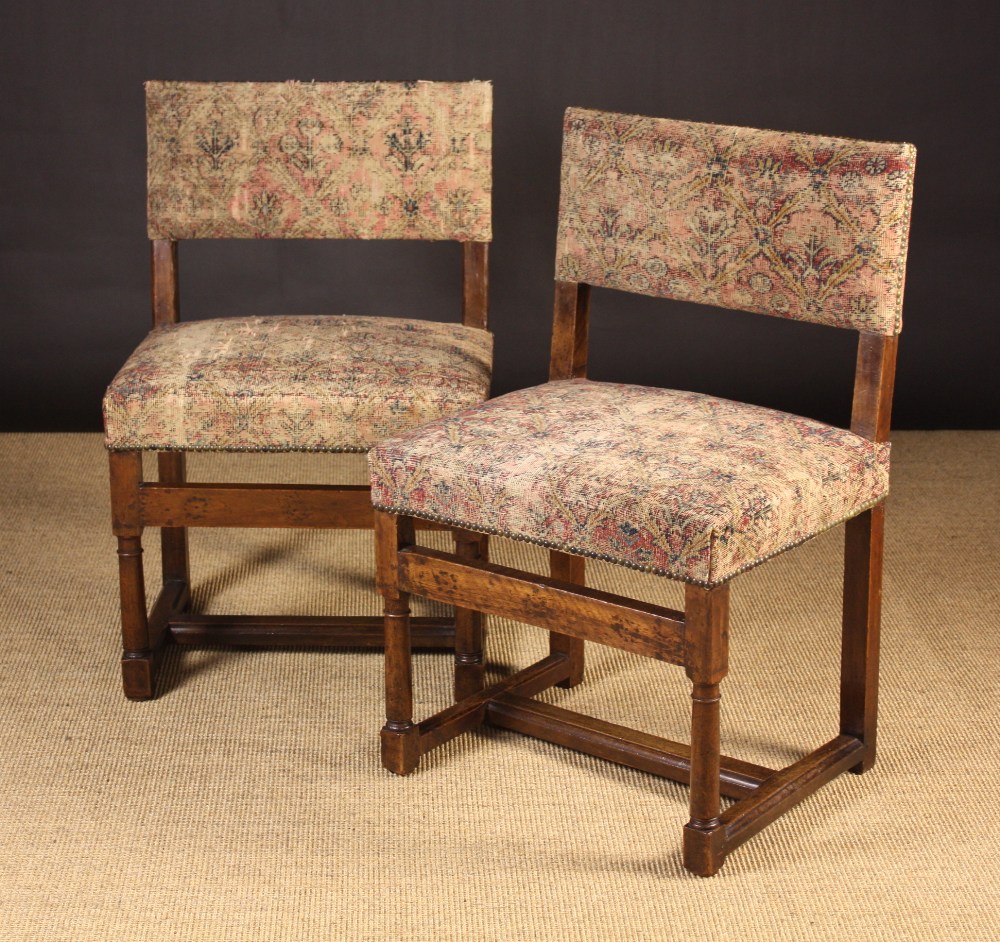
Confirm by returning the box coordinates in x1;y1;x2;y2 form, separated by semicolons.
121;654;156;701
554;645;585;688
848;744;877;775
682;820;726;877
381;722;421;775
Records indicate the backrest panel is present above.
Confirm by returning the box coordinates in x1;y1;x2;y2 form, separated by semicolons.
147;81;492;241
555;108;914;334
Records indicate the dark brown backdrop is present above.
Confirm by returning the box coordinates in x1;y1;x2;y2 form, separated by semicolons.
2;0;997;431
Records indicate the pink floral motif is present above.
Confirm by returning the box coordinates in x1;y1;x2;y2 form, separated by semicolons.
147;81;492;241
556;109;915;334
369;379;890;586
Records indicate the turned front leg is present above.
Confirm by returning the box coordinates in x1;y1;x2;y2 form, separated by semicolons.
684;681;725;874
117;534;152;699
374;510;420;774
682;583;730;876
381;594;420;774
109;450;155;700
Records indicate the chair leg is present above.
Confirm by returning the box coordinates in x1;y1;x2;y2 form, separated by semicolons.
376;510;420;774
682;583;729;876
549;550;585;688
453;530;488;701
158;452;191;607
109;450;155;700
381;594;421;775
683;681;725;875
840;505;885;773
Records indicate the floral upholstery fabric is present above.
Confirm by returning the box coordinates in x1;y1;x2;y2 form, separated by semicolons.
104;316;492;452
556;109;915;334
369;379;890;586
147;81;492;241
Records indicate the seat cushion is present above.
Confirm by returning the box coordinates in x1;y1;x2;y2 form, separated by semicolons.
369;378;890;586
103;315;492;452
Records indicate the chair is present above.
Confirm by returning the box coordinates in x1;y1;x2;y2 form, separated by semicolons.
370;108;915;875
104;80;492;700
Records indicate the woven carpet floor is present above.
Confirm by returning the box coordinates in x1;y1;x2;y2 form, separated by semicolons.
1;432;997;941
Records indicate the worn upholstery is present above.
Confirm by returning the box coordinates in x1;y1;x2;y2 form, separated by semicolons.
104;315;493;452
556;109;915;334
147;80;492;241
369;379;890;586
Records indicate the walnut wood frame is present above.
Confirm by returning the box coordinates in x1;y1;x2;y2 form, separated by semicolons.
109;238;489;700
376;278;898;876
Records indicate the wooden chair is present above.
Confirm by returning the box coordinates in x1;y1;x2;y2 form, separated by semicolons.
370;108;915;875
104;80;492;700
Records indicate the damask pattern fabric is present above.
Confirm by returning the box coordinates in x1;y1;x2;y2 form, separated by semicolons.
369;379;890;586
147;81;492;241
556;109;915;334
104;316;493;452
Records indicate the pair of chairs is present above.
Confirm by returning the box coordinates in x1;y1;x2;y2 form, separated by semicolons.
104;81;915;876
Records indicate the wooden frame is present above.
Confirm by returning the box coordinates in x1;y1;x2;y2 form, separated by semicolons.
375;277;898;876
110;238;490;700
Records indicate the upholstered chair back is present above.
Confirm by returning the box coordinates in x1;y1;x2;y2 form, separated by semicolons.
146;80;492;242
555;108;915;334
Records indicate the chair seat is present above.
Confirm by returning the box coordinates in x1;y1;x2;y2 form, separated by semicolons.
103;315;493;452
369;378;890;586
